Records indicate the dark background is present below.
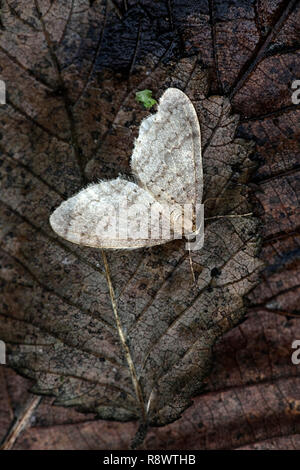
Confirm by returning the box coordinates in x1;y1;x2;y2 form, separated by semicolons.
0;0;299;449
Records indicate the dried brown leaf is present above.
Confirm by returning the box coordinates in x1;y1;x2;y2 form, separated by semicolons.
0;1;264;445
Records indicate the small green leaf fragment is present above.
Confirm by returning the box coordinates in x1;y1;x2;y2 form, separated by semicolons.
135;89;157;109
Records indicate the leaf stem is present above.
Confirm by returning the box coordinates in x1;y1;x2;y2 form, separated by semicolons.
205;212;253;220
0;395;41;450
101;250;147;425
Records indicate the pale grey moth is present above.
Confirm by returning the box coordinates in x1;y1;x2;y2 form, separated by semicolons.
49;88;203;249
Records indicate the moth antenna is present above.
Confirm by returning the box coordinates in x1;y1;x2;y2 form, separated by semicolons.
205;212;253;221
188;245;196;285
146;389;155;414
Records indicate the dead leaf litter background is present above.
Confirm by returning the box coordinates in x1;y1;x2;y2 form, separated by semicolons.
0;0;299;450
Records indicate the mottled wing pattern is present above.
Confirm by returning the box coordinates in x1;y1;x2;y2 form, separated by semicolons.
50;178;178;249
131;88;202;208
